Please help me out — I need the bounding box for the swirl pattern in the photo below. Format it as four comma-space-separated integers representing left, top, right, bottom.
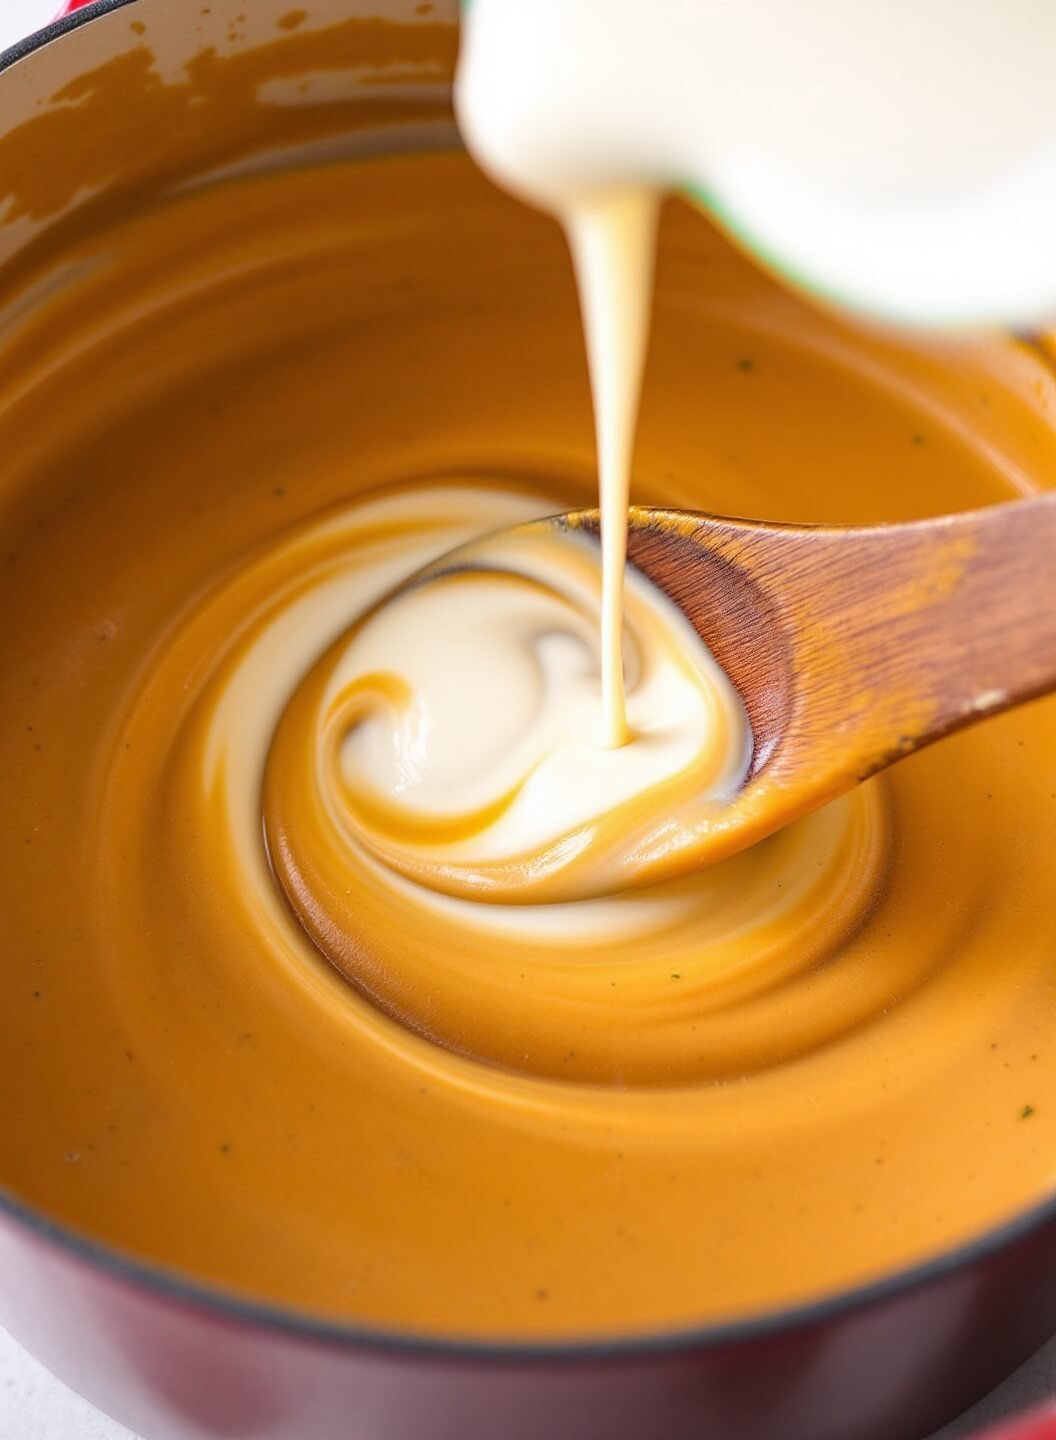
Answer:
100, 477, 891, 1084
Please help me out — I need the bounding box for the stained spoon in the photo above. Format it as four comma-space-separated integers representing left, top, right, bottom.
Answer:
534, 489, 1056, 866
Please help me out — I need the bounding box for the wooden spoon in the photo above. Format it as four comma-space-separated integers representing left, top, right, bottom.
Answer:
552, 490, 1056, 865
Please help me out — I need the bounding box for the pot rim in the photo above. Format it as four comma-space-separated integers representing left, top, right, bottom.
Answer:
1, 0, 1055, 1368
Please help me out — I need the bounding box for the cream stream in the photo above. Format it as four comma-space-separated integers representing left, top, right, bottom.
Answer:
455, 19, 691, 763
565, 188, 660, 748
331, 164, 746, 871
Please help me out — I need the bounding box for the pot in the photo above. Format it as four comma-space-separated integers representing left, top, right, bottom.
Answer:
0, 4, 1055, 1438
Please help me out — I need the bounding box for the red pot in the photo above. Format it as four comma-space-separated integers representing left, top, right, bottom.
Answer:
1, 3, 1055, 1438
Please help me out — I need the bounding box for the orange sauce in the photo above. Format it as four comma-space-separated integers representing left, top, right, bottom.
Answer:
0, 18, 1055, 1341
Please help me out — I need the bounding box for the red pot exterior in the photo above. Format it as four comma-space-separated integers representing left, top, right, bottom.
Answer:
1, 4, 1055, 1439
3, 1184, 1056, 1440
991, 1411, 1056, 1440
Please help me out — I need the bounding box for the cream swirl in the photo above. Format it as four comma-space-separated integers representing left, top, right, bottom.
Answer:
266, 519, 751, 905
103, 473, 890, 1086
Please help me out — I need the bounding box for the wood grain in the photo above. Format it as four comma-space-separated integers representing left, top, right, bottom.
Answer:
566, 491, 1056, 861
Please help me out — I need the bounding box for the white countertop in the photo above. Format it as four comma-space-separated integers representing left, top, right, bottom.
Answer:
0, 0, 63, 53
1, 1324, 135, 1439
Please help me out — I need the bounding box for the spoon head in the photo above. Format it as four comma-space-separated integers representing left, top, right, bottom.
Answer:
319, 507, 819, 903
561, 506, 795, 778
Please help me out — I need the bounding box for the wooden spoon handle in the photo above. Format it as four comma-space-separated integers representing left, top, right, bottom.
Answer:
765, 490, 1056, 787
594, 492, 1054, 822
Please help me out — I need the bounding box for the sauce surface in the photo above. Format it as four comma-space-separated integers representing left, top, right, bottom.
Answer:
2, 90, 1056, 1335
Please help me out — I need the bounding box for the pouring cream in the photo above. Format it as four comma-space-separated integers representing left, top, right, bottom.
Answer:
287, 79, 753, 891
455, 0, 1056, 779
456, 0, 1056, 327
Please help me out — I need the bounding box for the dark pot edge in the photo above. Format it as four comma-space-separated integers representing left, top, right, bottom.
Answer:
0, 0, 141, 70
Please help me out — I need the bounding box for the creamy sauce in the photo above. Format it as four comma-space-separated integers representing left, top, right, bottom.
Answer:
309, 518, 749, 903
457, 27, 668, 756
331, 177, 694, 849
1, 18, 1056, 1341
